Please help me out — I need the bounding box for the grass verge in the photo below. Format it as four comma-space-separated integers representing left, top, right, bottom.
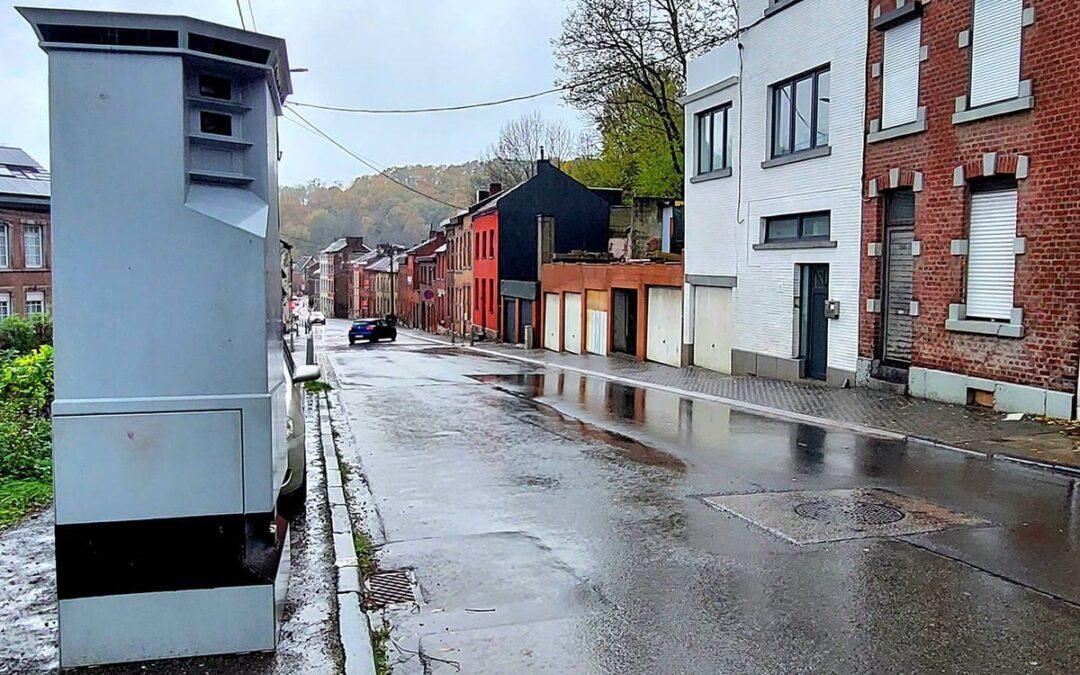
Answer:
304, 380, 332, 394
0, 478, 51, 529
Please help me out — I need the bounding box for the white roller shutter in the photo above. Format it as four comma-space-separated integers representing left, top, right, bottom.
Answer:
970, 0, 1023, 107
966, 190, 1017, 320
881, 18, 921, 128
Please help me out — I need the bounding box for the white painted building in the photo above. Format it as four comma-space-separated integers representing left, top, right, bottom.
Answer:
682, 0, 868, 386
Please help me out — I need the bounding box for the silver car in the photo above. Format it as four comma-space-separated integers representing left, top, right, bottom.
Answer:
280, 344, 321, 515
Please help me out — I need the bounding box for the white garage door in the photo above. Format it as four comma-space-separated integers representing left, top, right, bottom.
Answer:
693, 286, 733, 373
585, 290, 608, 356
646, 286, 682, 367
563, 292, 582, 354
543, 293, 560, 351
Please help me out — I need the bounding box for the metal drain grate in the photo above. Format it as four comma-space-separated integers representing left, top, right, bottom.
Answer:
364, 570, 415, 609
794, 499, 905, 526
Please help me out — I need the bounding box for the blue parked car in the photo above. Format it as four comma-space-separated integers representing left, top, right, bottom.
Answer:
349, 317, 397, 345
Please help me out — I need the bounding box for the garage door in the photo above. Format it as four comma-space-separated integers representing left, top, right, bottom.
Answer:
645, 286, 682, 367
585, 290, 608, 356
563, 292, 582, 354
693, 286, 733, 373
544, 293, 560, 351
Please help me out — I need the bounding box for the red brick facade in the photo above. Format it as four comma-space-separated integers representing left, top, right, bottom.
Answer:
860, 0, 1080, 407
0, 206, 51, 318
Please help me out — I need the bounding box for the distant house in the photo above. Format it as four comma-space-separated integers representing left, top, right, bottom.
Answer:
346, 249, 380, 318
400, 234, 445, 330
317, 236, 370, 318
470, 159, 611, 343
0, 146, 51, 319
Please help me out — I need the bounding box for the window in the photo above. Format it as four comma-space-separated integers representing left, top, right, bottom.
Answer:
970, 0, 1023, 108
0, 224, 8, 268
24, 225, 43, 268
489, 279, 495, 312
771, 66, 830, 158
695, 105, 730, 175
882, 18, 922, 128
199, 110, 233, 136
764, 212, 830, 242
966, 186, 1018, 320
25, 290, 45, 315
198, 74, 232, 101
0, 292, 9, 320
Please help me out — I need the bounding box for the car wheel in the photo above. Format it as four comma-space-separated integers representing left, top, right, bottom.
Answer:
278, 474, 307, 519
391, 334, 397, 342
349, 337, 355, 345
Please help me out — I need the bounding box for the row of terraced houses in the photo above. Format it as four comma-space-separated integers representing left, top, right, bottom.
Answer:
306, 0, 1079, 420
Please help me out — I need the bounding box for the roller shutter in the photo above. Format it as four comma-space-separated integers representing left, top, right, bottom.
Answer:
881, 17, 921, 128
970, 0, 1023, 107
966, 190, 1017, 320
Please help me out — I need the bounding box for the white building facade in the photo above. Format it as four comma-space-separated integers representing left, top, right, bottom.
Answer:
683, 0, 868, 386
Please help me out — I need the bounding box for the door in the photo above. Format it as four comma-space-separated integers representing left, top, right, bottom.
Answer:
882, 190, 915, 364
544, 293, 560, 351
585, 290, 608, 356
693, 286, 733, 373
563, 292, 582, 354
611, 289, 637, 355
801, 265, 830, 381
646, 287, 682, 367
502, 300, 516, 343
519, 300, 533, 347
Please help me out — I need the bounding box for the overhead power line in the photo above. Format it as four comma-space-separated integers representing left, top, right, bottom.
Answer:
247, 0, 258, 31
283, 106, 467, 210
288, 84, 571, 115
234, 0, 246, 30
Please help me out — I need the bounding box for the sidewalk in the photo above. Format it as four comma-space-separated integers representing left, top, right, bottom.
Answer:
411, 330, 1080, 474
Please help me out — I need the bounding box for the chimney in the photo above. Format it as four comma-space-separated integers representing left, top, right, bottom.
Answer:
476, 189, 489, 203
488, 182, 502, 196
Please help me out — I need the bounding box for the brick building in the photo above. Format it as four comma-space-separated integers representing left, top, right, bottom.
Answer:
0, 147, 51, 320
442, 206, 475, 339
317, 236, 370, 318
859, 0, 1079, 417
400, 234, 445, 330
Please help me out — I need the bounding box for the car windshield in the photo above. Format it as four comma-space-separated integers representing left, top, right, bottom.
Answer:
353, 320, 376, 326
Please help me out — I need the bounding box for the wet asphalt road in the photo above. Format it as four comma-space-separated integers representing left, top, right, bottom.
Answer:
321, 320, 1080, 674
0, 394, 342, 675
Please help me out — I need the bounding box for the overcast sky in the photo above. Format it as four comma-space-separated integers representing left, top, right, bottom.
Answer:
1, 0, 587, 186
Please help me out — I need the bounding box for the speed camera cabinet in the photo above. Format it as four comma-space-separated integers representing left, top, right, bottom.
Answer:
20, 8, 294, 668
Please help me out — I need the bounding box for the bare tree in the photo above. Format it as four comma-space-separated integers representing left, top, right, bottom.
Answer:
554, 0, 737, 178
482, 112, 585, 186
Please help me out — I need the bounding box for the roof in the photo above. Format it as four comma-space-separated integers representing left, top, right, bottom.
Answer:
470, 181, 527, 216
18, 7, 293, 105
322, 238, 349, 254
349, 250, 380, 265
0, 146, 50, 203
434, 243, 448, 254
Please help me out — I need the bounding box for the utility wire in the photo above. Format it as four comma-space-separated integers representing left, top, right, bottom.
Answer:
283, 108, 465, 207
234, 0, 246, 30
288, 85, 569, 115
283, 106, 467, 210
247, 0, 258, 31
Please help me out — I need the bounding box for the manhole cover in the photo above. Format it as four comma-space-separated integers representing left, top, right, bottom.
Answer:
364, 570, 415, 609
794, 499, 905, 526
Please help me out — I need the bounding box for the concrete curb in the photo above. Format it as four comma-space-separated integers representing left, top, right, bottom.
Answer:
407, 330, 1080, 479
318, 396, 376, 675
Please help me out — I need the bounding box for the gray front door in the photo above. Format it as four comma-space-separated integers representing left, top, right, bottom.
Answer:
882, 191, 915, 365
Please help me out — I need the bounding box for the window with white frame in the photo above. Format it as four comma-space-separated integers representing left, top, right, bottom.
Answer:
970, 0, 1023, 108
0, 292, 10, 320
966, 186, 1018, 320
881, 17, 922, 128
24, 225, 44, 268
25, 290, 45, 315
0, 224, 9, 268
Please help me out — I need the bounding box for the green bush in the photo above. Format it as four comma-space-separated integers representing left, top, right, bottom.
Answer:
0, 346, 54, 481
0, 314, 52, 354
